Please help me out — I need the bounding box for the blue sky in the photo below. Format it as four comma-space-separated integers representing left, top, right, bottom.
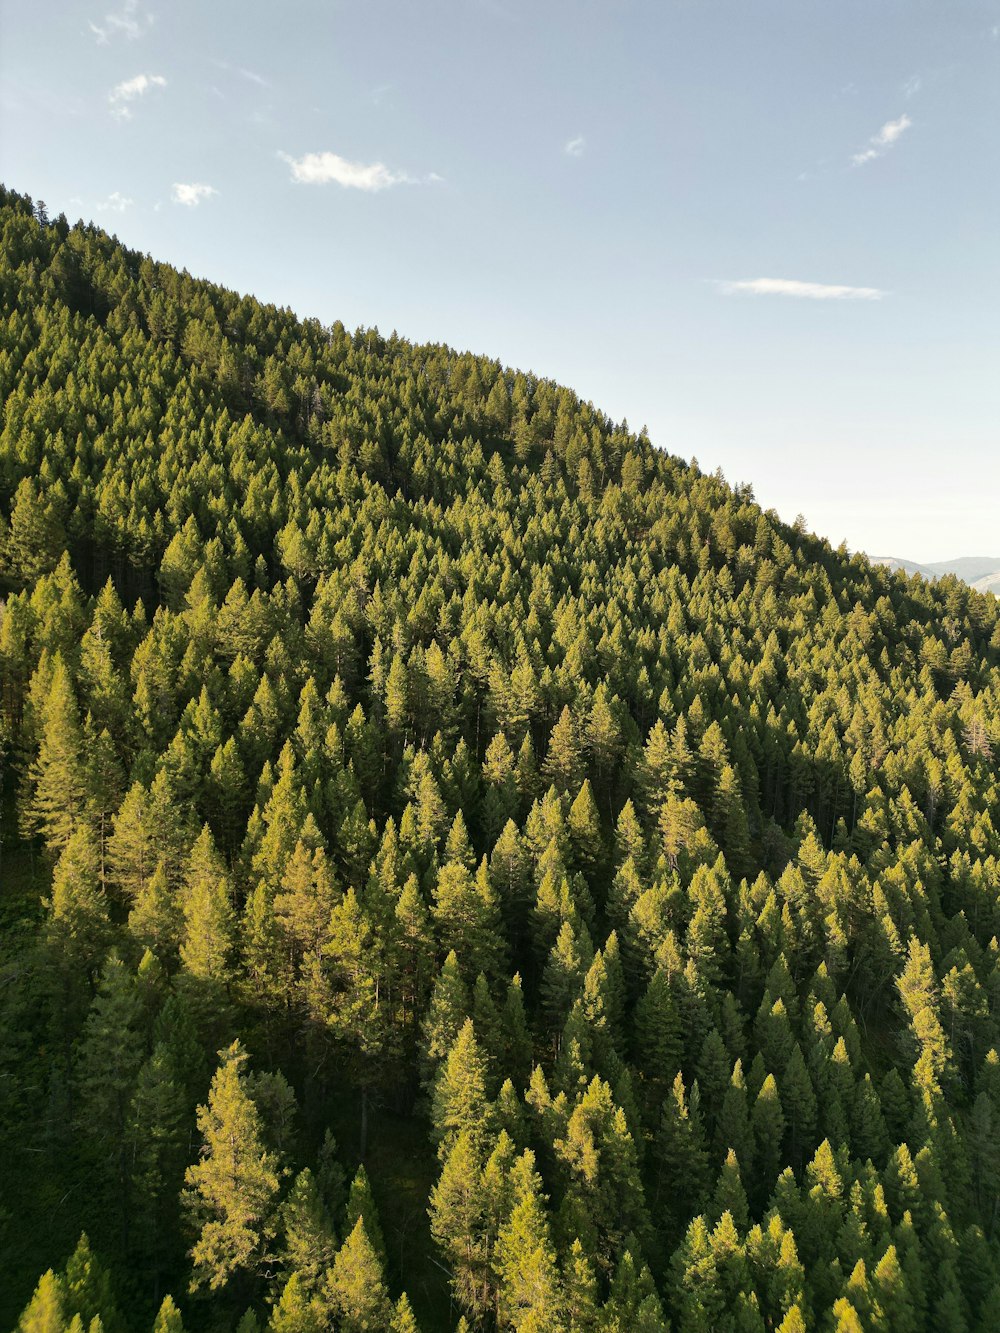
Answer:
2, 0, 998, 561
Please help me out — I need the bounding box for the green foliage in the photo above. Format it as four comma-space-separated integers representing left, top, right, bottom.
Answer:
183, 1042, 284, 1292
4, 185, 1000, 1329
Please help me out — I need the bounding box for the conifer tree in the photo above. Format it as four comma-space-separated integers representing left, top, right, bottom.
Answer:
389, 1293, 421, 1332
494, 1151, 565, 1331
323, 1218, 392, 1333
75, 954, 146, 1235
15, 1269, 67, 1333
21, 652, 86, 852
151, 1295, 185, 1332
268, 1274, 322, 1333
343, 1165, 387, 1262
429, 1129, 489, 1320
278, 1168, 337, 1296
128, 1043, 187, 1279
432, 1018, 492, 1158
183, 1041, 284, 1292
47, 824, 110, 975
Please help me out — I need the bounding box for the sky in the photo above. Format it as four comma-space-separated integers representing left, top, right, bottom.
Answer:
1, 0, 998, 563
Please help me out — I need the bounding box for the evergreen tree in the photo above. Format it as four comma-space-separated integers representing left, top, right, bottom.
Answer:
323, 1218, 392, 1332
21, 653, 86, 852
278, 1168, 337, 1296
494, 1151, 565, 1331
151, 1295, 185, 1332
183, 1041, 284, 1292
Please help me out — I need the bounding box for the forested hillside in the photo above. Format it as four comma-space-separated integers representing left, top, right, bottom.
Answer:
3, 184, 1000, 1332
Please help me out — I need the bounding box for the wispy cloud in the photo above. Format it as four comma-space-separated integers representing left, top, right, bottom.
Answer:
212, 58, 271, 90
564, 135, 586, 158
902, 74, 921, 99
96, 191, 133, 212
717, 277, 885, 301
91, 0, 151, 43
172, 182, 217, 207
238, 66, 270, 89
279, 150, 433, 190
109, 72, 166, 119
852, 113, 911, 166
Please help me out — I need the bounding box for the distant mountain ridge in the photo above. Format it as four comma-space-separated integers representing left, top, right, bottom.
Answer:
869, 554, 1000, 594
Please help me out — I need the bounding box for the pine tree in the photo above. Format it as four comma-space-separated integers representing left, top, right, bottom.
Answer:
564, 1239, 600, 1330
429, 1130, 489, 1320
4, 475, 65, 583
635, 966, 683, 1103
278, 1168, 337, 1295
716, 1059, 754, 1174
323, 1218, 392, 1332
319, 886, 395, 1151
107, 782, 158, 908
568, 780, 604, 878
47, 824, 110, 974
268, 1274, 323, 1333
183, 1041, 284, 1292
128, 859, 183, 959
343, 1165, 387, 1262
75, 954, 145, 1235
128, 1043, 187, 1278
421, 951, 470, 1092
21, 653, 86, 852
389, 1293, 421, 1332
151, 1295, 185, 1332
179, 827, 235, 992
63, 1233, 121, 1331
710, 1149, 749, 1232
433, 859, 506, 982
544, 706, 584, 792
655, 1071, 710, 1243
671, 1214, 727, 1332
782, 1043, 817, 1169
15, 1269, 68, 1333
494, 1151, 565, 1331
431, 1018, 492, 1158
751, 1074, 786, 1200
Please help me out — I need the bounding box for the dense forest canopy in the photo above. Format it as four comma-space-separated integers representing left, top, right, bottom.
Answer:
2, 184, 1000, 1332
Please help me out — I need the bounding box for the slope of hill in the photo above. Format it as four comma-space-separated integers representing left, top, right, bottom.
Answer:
868, 555, 938, 579
930, 557, 1000, 583
3, 185, 1000, 1331
870, 554, 1000, 588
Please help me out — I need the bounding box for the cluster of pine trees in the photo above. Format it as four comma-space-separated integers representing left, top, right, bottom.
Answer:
2, 184, 1000, 1330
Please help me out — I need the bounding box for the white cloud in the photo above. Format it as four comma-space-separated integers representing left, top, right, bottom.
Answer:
172, 182, 217, 207
564, 135, 586, 157
109, 72, 166, 119
91, 0, 151, 43
852, 113, 911, 165
211, 59, 271, 89
902, 74, 921, 99
96, 191, 133, 212
717, 277, 885, 301
280, 150, 414, 190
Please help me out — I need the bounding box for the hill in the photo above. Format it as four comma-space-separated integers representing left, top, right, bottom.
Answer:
3, 185, 1000, 1331
930, 557, 1000, 584
870, 554, 1000, 589
868, 555, 939, 579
